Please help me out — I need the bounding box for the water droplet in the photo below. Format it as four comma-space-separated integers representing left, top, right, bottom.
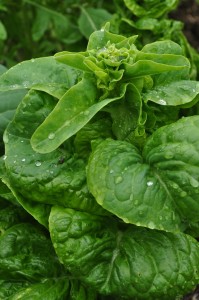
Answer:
158, 99, 167, 105
31, 58, 35, 62
23, 81, 29, 88
189, 177, 199, 188
13, 160, 16, 164
50, 170, 54, 174
12, 84, 20, 89
110, 170, 114, 174
21, 158, 26, 162
3, 155, 7, 160
115, 176, 123, 184
148, 221, 155, 229
172, 183, 178, 189
147, 181, 153, 187
21, 140, 24, 143
35, 161, 41, 167
48, 133, 55, 140
164, 151, 174, 159
100, 28, 105, 32
180, 191, 187, 197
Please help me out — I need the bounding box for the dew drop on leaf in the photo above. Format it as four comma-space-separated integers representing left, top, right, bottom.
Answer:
115, 176, 123, 184
147, 181, 153, 187
180, 191, 187, 197
158, 99, 167, 105
3, 155, 7, 160
148, 221, 155, 229
48, 132, 55, 140
21, 158, 26, 162
164, 152, 174, 159
189, 177, 199, 188
35, 161, 42, 167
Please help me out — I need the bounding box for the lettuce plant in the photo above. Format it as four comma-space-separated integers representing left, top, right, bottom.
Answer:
1, 23, 199, 299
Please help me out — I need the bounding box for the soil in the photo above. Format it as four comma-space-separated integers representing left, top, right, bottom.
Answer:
169, 0, 199, 52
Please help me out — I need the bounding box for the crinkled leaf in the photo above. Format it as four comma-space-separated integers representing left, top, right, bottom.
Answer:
87, 116, 199, 232
87, 23, 129, 51
49, 206, 199, 299
9, 278, 69, 300
78, 7, 112, 39
123, 0, 179, 18
0, 199, 30, 236
0, 57, 79, 98
0, 223, 62, 281
0, 280, 31, 299
74, 117, 113, 159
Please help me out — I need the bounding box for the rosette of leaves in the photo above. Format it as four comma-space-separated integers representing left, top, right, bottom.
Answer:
30, 23, 199, 153
1, 24, 199, 299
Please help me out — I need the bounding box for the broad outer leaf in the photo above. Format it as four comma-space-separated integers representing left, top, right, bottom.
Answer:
87, 116, 199, 232
143, 80, 199, 106
0, 89, 27, 137
0, 57, 79, 99
49, 206, 199, 300
3, 89, 106, 224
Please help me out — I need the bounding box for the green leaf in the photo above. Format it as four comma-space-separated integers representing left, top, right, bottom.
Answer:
87, 23, 128, 51
31, 78, 127, 153
0, 223, 62, 281
52, 13, 82, 44
0, 199, 30, 236
143, 80, 199, 106
87, 116, 199, 232
9, 278, 69, 300
78, 7, 112, 39
32, 8, 51, 41
0, 57, 79, 99
3, 90, 107, 223
49, 206, 199, 299
123, 0, 179, 18
0, 89, 27, 137
0, 21, 7, 40
55, 51, 91, 72
74, 117, 113, 159
0, 280, 31, 299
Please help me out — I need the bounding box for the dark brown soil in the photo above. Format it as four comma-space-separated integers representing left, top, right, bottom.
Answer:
170, 0, 199, 51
